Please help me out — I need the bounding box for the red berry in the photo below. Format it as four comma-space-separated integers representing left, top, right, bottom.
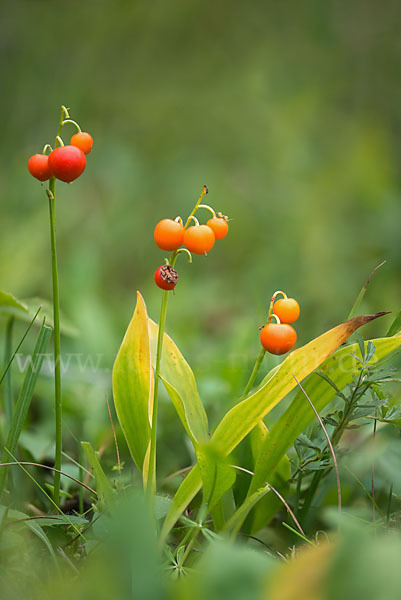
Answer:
70, 132, 93, 154
183, 225, 215, 255
260, 323, 297, 355
154, 265, 178, 290
27, 154, 52, 181
48, 145, 86, 183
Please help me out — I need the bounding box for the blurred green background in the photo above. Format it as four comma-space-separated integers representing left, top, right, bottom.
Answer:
1, 1, 401, 474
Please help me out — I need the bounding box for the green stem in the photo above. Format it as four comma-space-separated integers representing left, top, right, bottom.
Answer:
78, 441, 84, 515
240, 348, 266, 400
48, 177, 62, 506
184, 186, 208, 228
47, 106, 67, 507
146, 289, 170, 499
301, 373, 366, 525
177, 526, 200, 568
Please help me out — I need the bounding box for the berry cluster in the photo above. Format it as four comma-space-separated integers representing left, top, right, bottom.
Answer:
153, 187, 229, 290
260, 292, 300, 355
28, 118, 93, 184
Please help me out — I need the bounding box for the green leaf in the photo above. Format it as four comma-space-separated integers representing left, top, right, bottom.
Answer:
148, 316, 212, 509
386, 310, 401, 337
248, 332, 401, 498
248, 421, 291, 534
0, 291, 78, 337
197, 444, 236, 509
0, 319, 52, 497
148, 319, 209, 445
160, 314, 389, 542
81, 441, 114, 508
112, 292, 154, 482
0, 290, 29, 316
222, 485, 271, 536
23, 297, 79, 337
0, 506, 57, 562
154, 495, 172, 520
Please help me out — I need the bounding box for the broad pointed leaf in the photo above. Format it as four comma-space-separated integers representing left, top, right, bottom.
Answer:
148, 319, 209, 445
112, 292, 154, 476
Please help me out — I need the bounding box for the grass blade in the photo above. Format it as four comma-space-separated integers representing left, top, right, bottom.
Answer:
0, 318, 51, 497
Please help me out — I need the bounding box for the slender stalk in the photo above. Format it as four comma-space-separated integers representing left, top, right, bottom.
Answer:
371, 416, 377, 525
184, 185, 208, 228
240, 348, 266, 400
46, 106, 67, 507
47, 178, 62, 506
294, 375, 341, 513
78, 442, 84, 514
146, 289, 169, 498
177, 526, 200, 568
146, 186, 208, 501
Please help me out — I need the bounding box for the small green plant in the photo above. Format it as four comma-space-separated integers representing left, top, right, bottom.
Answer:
27, 106, 94, 505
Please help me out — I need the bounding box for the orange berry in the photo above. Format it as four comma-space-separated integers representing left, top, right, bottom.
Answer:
154, 219, 185, 251
260, 323, 297, 355
183, 225, 215, 255
70, 132, 93, 154
273, 298, 300, 324
206, 217, 229, 240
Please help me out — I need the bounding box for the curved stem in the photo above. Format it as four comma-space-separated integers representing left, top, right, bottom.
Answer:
61, 119, 81, 133
173, 248, 192, 263
42, 144, 53, 155
0, 461, 96, 495
197, 204, 216, 218
186, 215, 199, 227
267, 291, 286, 322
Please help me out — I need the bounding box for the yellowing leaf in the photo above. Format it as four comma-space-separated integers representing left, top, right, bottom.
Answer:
211, 314, 388, 454
248, 331, 401, 497
112, 292, 154, 481
160, 313, 388, 542
148, 319, 209, 445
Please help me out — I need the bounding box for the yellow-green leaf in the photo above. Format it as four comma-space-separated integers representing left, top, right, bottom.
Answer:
148, 319, 209, 445
211, 314, 387, 454
81, 441, 114, 508
112, 292, 154, 478
248, 422, 291, 534
197, 444, 236, 509
0, 290, 28, 314
248, 332, 401, 497
160, 313, 388, 542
